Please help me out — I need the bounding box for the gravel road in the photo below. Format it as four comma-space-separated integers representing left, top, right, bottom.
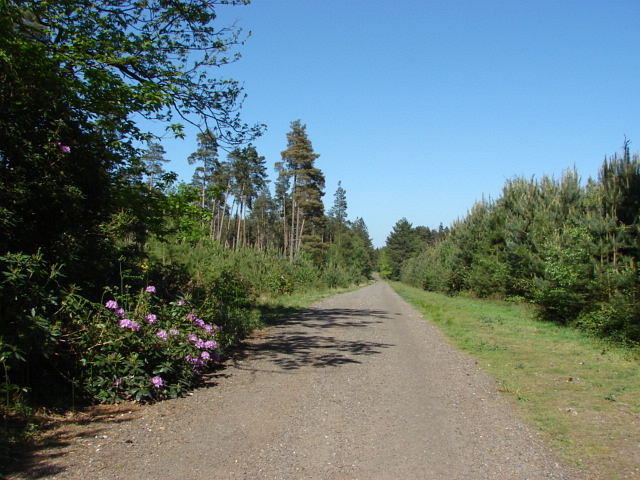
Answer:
11, 279, 582, 479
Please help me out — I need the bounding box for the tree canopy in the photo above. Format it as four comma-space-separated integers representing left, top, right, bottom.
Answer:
4, 0, 262, 148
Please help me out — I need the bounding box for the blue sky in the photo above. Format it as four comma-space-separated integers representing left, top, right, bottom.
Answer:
150, 0, 640, 248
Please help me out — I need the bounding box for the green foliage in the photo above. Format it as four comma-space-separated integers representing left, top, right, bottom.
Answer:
0, 13, 120, 290
0, 252, 64, 400
396, 147, 640, 344
530, 227, 593, 322
384, 218, 422, 279
400, 236, 463, 293
65, 287, 223, 403
328, 181, 348, 226
377, 248, 393, 279
7, 0, 260, 146
464, 254, 510, 298
326, 230, 372, 281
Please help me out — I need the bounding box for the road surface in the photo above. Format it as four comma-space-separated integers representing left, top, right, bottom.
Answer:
12, 279, 579, 479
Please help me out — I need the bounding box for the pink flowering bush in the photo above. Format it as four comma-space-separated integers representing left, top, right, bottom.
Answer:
76, 286, 223, 402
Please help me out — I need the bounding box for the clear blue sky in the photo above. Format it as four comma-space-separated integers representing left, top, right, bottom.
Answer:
150, 0, 640, 248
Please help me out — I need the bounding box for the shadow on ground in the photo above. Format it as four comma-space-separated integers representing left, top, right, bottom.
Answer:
1, 405, 141, 479
232, 307, 395, 371
3, 305, 390, 477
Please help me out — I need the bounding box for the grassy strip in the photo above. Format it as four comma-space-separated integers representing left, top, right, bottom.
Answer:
390, 281, 640, 480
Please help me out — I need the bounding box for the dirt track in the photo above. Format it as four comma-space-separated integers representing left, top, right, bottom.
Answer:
10, 279, 581, 479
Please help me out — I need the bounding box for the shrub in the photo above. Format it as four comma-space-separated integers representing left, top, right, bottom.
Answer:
463, 255, 509, 298
0, 252, 65, 403
66, 286, 223, 403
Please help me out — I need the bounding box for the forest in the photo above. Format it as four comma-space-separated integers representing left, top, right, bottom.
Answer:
0, 0, 374, 412
381, 142, 640, 345
3, 0, 639, 428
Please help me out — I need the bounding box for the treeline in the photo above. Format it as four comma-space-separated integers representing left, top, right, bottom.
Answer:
152, 120, 373, 268
0, 0, 374, 411
383, 143, 640, 344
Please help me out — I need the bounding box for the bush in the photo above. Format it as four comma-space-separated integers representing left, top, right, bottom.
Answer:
66, 286, 223, 403
463, 255, 509, 298
0, 252, 65, 403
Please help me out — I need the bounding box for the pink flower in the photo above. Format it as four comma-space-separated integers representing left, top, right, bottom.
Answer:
177, 300, 186, 306
119, 319, 140, 331
169, 329, 179, 335
145, 286, 156, 294
200, 351, 210, 361
185, 354, 204, 366
151, 376, 163, 388
105, 300, 118, 309
156, 330, 168, 341
145, 313, 157, 324
56, 142, 71, 153
204, 340, 218, 350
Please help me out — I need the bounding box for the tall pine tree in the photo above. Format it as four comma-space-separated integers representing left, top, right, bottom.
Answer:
280, 120, 325, 258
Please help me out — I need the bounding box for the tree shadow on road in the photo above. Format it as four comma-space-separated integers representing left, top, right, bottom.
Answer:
5, 307, 390, 477
232, 307, 395, 371
1, 404, 141, 479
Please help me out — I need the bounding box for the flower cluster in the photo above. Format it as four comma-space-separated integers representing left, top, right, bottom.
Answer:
151, 376, 164, 388
119, 318, 141, 331
97, 285, 222, 402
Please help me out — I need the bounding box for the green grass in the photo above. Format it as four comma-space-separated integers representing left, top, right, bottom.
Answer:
390, 281, 640, 480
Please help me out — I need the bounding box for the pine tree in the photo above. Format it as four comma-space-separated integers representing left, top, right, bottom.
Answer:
141, 141, 169, 190
187, 130, 221, 236
280, 120, 325, 258
385, 218, 421, 279
188, 130, 219, 209
274, 161, 292, 253
328, 181, 348, 225
227, 145, 267, 248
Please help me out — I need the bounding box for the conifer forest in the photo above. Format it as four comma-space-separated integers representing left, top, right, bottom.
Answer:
1, 0, 639, 422
382, 142, 640, 345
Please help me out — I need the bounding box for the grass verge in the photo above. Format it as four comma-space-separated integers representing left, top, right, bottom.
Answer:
390, 281, 640, 480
